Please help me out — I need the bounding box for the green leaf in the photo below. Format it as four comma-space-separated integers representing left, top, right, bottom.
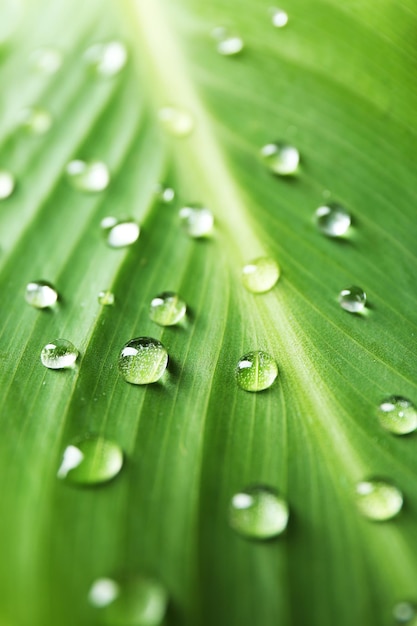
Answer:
1, 0, 417, 625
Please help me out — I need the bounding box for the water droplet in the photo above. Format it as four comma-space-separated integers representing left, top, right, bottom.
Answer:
101, 217, 140, 248
118, 337, 168, 385
229, 486, 289, 540
41, 338, 79, 369
25, 280, 58, 309
84, 40, 128, 77
355, 479, 403, 521
158, 106, 194, 138
179, 205, 214, 238
236, 351, 278, 392
0, 170, 15, 199
89, 576, 167, 625
338, 286, 366, 313
315, 204, 351, 237
98, 290, 115, 306
393, 602, 417, 624
57, 436, 123, 485
154, 184, 175, 203
260, 142, 299, 175
270, 8, 289, 27
30, 47, 62, 74
212, 28, 244, 56
19, 107, 52, 135
66, 160, 110, 192
242, 257, 280, 293
150, 292, 186, 326
378, 396, 417, 435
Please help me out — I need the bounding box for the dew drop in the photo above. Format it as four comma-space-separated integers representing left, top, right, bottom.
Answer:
66, 160, 110, 192
101, 217, 140, 248
261, 142, 299, 175
57, 436, 123, 485
118, 337, 168, 385
150, 292, 186, 326
338, 286, 366, 313
236, 350, 278, 392
25, 280, 58, 309
41, 338, 79, 369
158, 106, 194, 137
378, 396, 417, 435
270, 7, 289, 27
315, 203, 351, 237
89, 576, 167, 626
98, 290, 115, 306
19, 107, 53, 135
212, 28, 244, 56
179, 205, 214, 238
355, 479, 403, 521
229, 486, 289, 540
0, 170, 15, 199
30, 47, 62, 74
393, 602, 417, 624
84, 40, 128, 77
242, 257, 280, 293
154, 184, 175, 204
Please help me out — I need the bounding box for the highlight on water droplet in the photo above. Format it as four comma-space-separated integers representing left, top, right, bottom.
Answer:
19, 107, 53, 135
25, 280, 58, 309
84, 40, 128, 77
260, 142, 299, 175
100, 217, 140, 248
30, 47, 63, 74
270, 7, 289, 27
242, 257, 280, 293
154, 183, 175, 204
393, 602, 417, 624
0, 170, 15, 200
338, 286, 366, 313
66, 159, 110, 192
355, 479, 403, 521
118, 337, 168, 385
315, 203, 351, 237
179, 204, 214, 238
89, 575, 168, 625
150, 292, 186, 326
212, 27, 244, 56
57, 436, 123, 485
236, 350, 278, 392
98, 290, 115, 306
158, 106, 194, 137
378, 396, 417, 435
229, 485, 289, 540
41, 338, 79, 369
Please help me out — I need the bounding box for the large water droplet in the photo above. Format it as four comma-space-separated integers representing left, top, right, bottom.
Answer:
229, 486, 289, 540
25, 280, 58, 309
158, 106, 194, 137
154, 184, 175, 204
41, 339, 79, 369
179, 205, 214, 238
0, 170, 15, 199
212, 27, 244, 56
30, 47, 63, 74
119, 337, 168, 385
261, 142, 299, 175
19, 107, 53, 135
66, 160, 110, 192
89, 576, 167, 626
338, 286, 366, 313
98, 290, 115, 306
355, 479, 403, 521
84, 40, 128, 76
236, 351, 278, 392
393, 602, 417, 624
242, 257, 280, 293
101, 217, 140, 248
150, 292, 186, 326
271, 7, 289, 27
57, 436, 123, 485
315, 203, 351, 237
378, 396, 417, 435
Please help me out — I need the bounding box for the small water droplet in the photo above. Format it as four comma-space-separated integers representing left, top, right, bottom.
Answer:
41, 338, 79, 369
150, 292, 186, 326
66, 160, 109, 192
355, 479, 403, 521
261, 142, 299, 175
101, 217, 140, 248
0, 170, 15, 199
30, 47, 63, 74
270, 7, 289, 27
378, 396, 417, 435
57, 436, 123, 485
154, 184, 175, 203
19, 107, 53, 135
242, 257, 280, 293
229, 486, 289, 539
84, 40, 128, 77
338, 286, 366, 313
158, 106, 194, 137
212, 27, 244, 56
315, 203, 351, 237
25, 280, 58, 309
89, 576, 167, 625
393, 602, 417, 624
179, 205, 214, 238
98, 290, 115, 306
236, 350, 278, 392
118, 337, 168, 385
